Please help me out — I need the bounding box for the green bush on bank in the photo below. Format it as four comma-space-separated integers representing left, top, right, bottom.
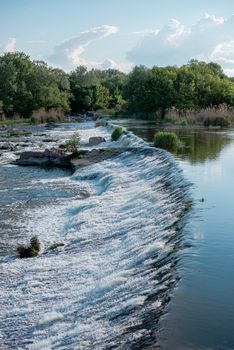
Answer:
203, 116, 230, 128
111, 127, 123, 141
154, 131, 182, 150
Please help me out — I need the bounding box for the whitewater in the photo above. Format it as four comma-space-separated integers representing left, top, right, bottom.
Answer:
0, 120, 188, 349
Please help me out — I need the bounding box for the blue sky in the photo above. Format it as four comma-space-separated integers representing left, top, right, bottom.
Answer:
1, 0, 234, 74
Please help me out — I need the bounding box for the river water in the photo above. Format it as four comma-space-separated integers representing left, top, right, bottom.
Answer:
0, 121, 188, 349
113, 118, 234, 350
0, 119, 233, 349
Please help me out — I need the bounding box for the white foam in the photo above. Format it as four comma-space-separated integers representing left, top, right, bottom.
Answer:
0, 120, 186, 349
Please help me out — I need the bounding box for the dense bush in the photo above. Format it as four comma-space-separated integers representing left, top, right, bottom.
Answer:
204, 116, 230, 128
111, 127, 123, 141
17, 236, 40, 258
154, 131, 182, 150
64, 132, 80, 153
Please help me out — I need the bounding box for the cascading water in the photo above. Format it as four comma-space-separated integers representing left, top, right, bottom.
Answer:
0, 121, 189, 349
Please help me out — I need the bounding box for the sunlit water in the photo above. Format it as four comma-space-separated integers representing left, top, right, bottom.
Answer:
0, 121, 188, 349
113, 118, 234, 350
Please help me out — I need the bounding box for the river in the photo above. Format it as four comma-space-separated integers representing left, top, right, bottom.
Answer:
113, 118, 234, 350
0, 119, 233, 349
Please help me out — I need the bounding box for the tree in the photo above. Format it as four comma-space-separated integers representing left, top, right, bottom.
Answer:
0, 53, 70, 118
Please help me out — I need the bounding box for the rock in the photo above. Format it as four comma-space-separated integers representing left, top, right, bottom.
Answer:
13, 148, 71, 169
13, 147, 129, 171
44, 122, 59, 129
0, 142, 18, 151
88, 136, 106, 146
86, 111, 94, 118
71, 148, 126, 170
43, 138, 58, 143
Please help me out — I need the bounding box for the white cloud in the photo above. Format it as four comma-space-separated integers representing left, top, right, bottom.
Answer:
133, 29, 159, 36
99, 58, 121, 70
47, 25, 118, 69
211, 40, 234, 65
127, 14, 234, 75
25, 40, 46, 44
224, 68, 234, 77
3, 38, 16, 52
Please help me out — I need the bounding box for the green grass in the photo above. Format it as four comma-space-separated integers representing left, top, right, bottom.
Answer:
154, 131, 182, 151
0, 118, 31, 127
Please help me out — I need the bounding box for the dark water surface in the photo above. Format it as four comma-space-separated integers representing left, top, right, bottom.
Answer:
113, 118, 234, 350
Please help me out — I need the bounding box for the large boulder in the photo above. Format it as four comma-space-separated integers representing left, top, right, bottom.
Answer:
88, 136, 106, 146
13, 148, 71, 168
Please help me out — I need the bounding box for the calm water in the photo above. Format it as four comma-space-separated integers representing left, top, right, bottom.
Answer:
113, 118, 234, 350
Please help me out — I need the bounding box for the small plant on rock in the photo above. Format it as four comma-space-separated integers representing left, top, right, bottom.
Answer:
17, 235, 41, 258
64, 132, 80, 154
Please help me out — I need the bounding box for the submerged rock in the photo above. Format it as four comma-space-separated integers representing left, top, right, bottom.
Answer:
44, 122, 60, 129
88, 136, 106, 146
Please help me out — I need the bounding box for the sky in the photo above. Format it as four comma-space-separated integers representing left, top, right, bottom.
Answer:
1, 0, 234, 75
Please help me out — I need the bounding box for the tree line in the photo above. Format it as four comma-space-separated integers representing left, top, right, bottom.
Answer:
1, 52, 234, 119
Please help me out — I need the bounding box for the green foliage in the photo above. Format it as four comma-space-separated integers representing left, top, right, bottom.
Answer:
0, 100, 3, 114
64, 132, 80, 153
69, 67, 126, 113
122, 61, 234, 119
1, 51, 234, 122
154, 131, 182, 150
0, 53, 70, 118
17, 235, 40, 258
111, 127, 123, 141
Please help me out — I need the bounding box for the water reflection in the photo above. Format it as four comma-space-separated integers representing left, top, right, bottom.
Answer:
112, 119, 231, 164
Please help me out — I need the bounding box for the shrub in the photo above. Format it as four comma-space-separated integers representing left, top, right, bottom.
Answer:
64, 132, 80, 153
17, 235, 40, 258
154, 131, 182, 150
204, 116, 230, 128
111, 127, 123, 141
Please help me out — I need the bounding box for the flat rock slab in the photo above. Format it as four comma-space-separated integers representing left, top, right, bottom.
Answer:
12, 148, 129, 171
71, 148, 126, 170
13, 148, 71, 168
